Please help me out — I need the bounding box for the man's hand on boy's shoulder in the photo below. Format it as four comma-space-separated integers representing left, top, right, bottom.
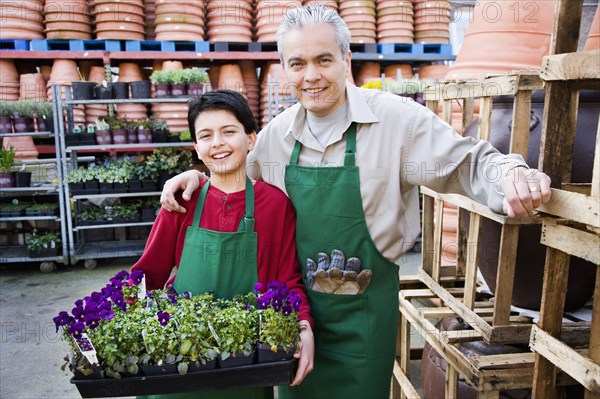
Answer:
161, 170, 207, 213
501, 167, 552, 218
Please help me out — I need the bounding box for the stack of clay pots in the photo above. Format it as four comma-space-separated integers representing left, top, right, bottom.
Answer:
218, 64, 245, 95
303, 0, 338, 11
376, 0, 414, 44
355, 61, 380, 87
154, 0, 204, 41
115, 63, 148, 122
144, 0, 156, 40
20, 73, 47, 102
85, 66, 108, 126
43, 0, 92, 39
46, 59, 86, 128
0, 60, 20, 102
413, 0, 451, 44
239, 60, 260, 125
259, 63, 294, 128
92, 0, 145, 40
206, 0, 253, 43
0, 0, 44, 39
384, 64, 413, 80
150, 61, 187, 133
417, 63, 449, 82
255, 0, 301, 42
339, 0, 376, 44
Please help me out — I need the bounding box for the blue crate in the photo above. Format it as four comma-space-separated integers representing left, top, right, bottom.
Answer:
377, 43, 452, 55
30, 39, 123, 51
125, 40, 209, 52
422, 43, 453, 55
0, 39, 30, 51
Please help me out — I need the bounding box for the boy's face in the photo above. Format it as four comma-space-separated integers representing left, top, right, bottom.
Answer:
281, 23, 351, 117
193, 110, 256, 180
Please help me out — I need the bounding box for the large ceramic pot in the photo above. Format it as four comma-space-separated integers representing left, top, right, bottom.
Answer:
463, 91, 599, 311
584, 6, 600, 51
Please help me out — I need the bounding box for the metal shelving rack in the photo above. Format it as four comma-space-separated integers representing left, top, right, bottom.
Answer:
0, 121, 69, 271
54, 84, 193, 268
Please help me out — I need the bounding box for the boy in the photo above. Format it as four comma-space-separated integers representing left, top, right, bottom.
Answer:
131, 90, 313, 397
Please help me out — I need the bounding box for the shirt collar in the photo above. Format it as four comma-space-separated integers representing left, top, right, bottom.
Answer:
285, 82, 379, 141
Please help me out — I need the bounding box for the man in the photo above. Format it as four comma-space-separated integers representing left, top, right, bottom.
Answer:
161, 5, 551, 398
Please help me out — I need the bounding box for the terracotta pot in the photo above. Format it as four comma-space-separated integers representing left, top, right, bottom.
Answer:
584, 6, 600, 51
417, 63, 449, 81
446, 0, 557, 79
355, 62, 381, 86
384, 64, 413, 79
161, 61, 183, 71
217, 64, 245, 94
463, 92, 599, 311
88, 66, 106, 84
118, 63, 144, 82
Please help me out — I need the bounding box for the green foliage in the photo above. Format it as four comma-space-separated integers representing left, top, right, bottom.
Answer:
33, 102, 53, 118
27, 229, 61, 251
12, 101, 35, 118
0, 102, 14, 117
147, 147, 192, 174
212, 295, 258, 359
112, 203, 140, 220
148, 118, 168, 132
132, 160, 159, 181
96, 157, 134, 184
66, 165, 97, 183
0, 145, 15, 172
178, 129, 191, 142
77, 205, 106, 222
185, 68, 208, 84
96, 118, 110, 131
149, 70, 172, 85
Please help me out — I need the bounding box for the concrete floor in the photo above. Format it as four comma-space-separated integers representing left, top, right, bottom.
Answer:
0, 251, 423, 399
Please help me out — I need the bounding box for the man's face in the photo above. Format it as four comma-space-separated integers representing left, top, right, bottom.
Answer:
281, 23, 351, 117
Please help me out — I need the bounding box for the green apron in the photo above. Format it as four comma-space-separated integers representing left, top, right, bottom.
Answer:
141, 178, 272, 399
280, 124, 399, 399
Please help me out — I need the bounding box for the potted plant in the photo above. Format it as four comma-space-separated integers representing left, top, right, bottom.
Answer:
254, 282, 301, 363
25, 202, 59, 216
77, 205, 108, 226
211, 295, 258, 368
124, 119, 138, 144
67, 165, 98, 195
33, 102, 54, 134
186, 68, 207, 96
130, 161, 158, 192
149, 119, 169, 143
0, 145, 15, 188
170, 70, 188, 97
13, 163, 32, 187
111, 81, 129, 100
96, 158, 131, 193
149, 70, 171, 98
140, 198, 159, 221
0, 102, 13, 133
65, 123, 83, 147
95, 118, 112, 145
105, 116, 127, 145
71, 77, 96, 101
79, 124, 97, 145
12, 101, 35, 133
112, 203, 141, 224
136, 119, 152, 144
27, 229, 61, 258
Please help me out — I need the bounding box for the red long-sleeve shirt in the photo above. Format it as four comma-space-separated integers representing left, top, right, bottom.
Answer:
131, 180, 312, 326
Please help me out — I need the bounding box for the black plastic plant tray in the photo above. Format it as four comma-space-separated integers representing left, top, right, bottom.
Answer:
71, 359, 296, 398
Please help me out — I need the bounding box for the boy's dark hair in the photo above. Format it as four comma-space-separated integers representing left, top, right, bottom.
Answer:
187, 90, 257, 143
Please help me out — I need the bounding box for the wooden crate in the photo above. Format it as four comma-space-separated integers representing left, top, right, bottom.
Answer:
417, 71, 545, 345
393, 286, 585, 399
392, 71, 549, 399
527, 2, 600, 395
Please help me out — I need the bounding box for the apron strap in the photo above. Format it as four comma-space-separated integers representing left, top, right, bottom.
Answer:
191, 177, 255, 233
289, 123, 357, 167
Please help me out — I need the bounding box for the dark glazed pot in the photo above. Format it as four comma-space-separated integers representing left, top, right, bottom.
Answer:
463, 91, 599, 311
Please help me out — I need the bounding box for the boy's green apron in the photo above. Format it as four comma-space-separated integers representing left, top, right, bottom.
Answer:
140, 178, 273, 399
281, 123, 399, 399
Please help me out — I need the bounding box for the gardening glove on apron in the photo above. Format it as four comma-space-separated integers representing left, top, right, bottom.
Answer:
306, 249, 372, 295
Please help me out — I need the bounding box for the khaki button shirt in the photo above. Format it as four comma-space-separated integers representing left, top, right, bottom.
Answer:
248, 82, 526, 262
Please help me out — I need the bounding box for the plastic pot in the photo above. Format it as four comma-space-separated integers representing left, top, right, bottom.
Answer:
111, 82, 129, 99
129, 81, 151, 99
71, 81, 96, 100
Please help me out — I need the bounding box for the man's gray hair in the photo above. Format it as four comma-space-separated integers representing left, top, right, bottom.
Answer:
277, 4, 351, 64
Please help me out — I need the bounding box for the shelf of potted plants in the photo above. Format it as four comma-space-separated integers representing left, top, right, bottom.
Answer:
56, 82, 195, 268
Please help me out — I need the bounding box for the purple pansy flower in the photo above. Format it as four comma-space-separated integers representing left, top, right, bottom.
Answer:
157, 311, 170, 326
129, 269, 144, 285
99, 308, 114, 321
52, 311, 73, 332
84, 312, 101, 329
67, 321, 85, 338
